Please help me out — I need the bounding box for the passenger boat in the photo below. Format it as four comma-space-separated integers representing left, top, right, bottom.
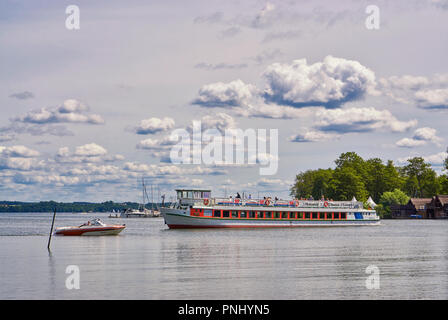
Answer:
54, 218, 126, 236
160, 189, 380, 229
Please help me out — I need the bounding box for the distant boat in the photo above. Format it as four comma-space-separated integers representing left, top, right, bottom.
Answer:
55, 218, 125, 236
120, 178, 160, 218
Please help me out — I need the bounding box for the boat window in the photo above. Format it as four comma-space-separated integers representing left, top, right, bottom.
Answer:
341, 212, 346, 219
274, 211, 280, 219
187, 191, 193, 198
312, 212, 318, 219
256, 211, 264, 219
289, 212, 296, 219
305, 212, 311, 219
203, 192, 211, 198
231, 211, 238, 218
222, 210, 230, 218
249, 211, 256, 218
213, 210, 221, 217
182, 191, 188, 198
334, 212, 340, 219
240, 211, 247, 218
298, 212, 304, 219
281, 212, 288, 219
194, 191, 201, 199
265, 211, 272, 219
177, 191, 182, 199
204, 209, 212, 217
325, 213, 331, 220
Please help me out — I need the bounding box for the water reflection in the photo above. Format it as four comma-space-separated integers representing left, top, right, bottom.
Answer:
0, 213, 447, 299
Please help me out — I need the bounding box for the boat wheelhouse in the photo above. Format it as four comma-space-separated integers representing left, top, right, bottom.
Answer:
160, 189, 380, 229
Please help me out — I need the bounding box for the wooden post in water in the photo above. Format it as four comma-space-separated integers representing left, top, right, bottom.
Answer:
47, 208, 57, 250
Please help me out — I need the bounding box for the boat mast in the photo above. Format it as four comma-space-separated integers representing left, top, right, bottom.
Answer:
141, 177, 146, 211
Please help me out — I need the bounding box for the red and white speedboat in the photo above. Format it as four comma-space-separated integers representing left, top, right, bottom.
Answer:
55, 219, 125, 236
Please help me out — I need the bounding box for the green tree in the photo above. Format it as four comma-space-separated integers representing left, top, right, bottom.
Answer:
365, 158, 386, 203
290, 169, 333, 199
402, 157, 439, 197
328, 166, 368, 201
383, 160, 403, 191
376, 189, 409, 218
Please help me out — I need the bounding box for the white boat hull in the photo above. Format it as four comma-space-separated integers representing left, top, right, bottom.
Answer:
161, 209, 380, 229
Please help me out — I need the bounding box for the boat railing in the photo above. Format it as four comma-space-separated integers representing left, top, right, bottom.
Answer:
194, 197, 364, 209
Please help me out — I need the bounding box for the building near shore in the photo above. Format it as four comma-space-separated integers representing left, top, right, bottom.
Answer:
391, 195, 448, 219
427, 195, 448, 219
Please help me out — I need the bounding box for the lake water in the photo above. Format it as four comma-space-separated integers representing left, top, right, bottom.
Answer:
0, 212, 447, 300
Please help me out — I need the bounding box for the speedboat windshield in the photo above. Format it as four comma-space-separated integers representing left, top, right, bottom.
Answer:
80, 219, 106, 227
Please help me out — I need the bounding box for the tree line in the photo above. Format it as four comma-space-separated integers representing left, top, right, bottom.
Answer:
290, 150, 448, 218
0, 201, 157, 213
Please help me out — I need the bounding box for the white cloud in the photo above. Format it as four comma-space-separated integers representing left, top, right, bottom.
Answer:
379, 74, 448, 109
0, 145, 40, 158
135, 117, 175, 134
263, 56, 377, 107
289, 130, 341, 143
192, 79, 258, 107
74, 143, 107, 157
415, 88, 448, 109
14, 99, 104, 125
396, 127, 443, 148
314, 107, 417, 133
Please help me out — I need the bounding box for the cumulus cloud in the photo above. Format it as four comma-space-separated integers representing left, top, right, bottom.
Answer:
74, 143, 107, 157
54, 143, 121, 165
135, 117, 175, 135
396, 127, 443, 148
314, 107, 417, 133
193, 113, 236, 133
378, 74, 448, 109
0, 145, 43, 171
0, 158, 46, 171
262, 56, 377, 108
13, 99, 104, 125
0, 145, 40, 158
192, 79, 258, 108
192, 56, 378, 117
288, 130, 341, 143
414, 89, 448, 109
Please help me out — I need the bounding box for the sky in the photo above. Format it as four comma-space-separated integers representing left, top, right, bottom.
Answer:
0, 0, 447, 202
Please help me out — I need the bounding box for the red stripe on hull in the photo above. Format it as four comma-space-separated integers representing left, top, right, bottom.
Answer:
167, 224, 330, 229
55, 226, 125, 236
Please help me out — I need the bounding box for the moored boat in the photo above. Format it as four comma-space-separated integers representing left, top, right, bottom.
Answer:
54, 218, 125, 236
160, 189, 380, 229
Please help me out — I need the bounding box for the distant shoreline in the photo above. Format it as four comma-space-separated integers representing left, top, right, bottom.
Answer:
0, 201, 160, 213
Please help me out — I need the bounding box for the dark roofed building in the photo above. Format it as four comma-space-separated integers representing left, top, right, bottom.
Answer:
427, 195, 448, 219
391, 198, 432, 219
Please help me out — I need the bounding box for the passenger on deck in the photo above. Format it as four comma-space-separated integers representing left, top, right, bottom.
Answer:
236, 192, 241, 199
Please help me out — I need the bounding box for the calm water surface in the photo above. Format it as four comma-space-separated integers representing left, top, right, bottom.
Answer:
0, 212, 447, 299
